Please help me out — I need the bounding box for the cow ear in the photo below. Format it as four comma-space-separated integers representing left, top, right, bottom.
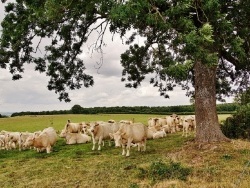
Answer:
67, 119, 71, 123
95, 123, 99, 127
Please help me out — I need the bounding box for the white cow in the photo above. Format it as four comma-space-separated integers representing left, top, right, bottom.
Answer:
24, 127, 57, 153
166, 114, 181, 133
64, 120, 85, 133
18, 132, 34, 151
81, 123, 90, 135
5, 131, 20, 150
60, 132, 91, 145
153, 129, 167, 139
182, 116, 196, 137
82, 121, 105, 135
189, 115, 196, 130
89, 122, 114, 150
110, 122, 147, 157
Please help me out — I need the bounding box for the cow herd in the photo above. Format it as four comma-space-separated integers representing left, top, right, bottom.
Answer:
0, 114, 196, 157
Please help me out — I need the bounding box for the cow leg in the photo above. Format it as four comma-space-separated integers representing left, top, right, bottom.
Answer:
170, 126, 174, 133
142, 139, 146, 151
182, 127, 185, 137
176, 125, 180, 132
19, 141, 22, 151
186, 125, 189, 137
173, 126, 176, 133
92, 137, 96, 150
137, 143, 141, 151
122, 144, 126, 156
37, 148, 43, 152
46, 145, 51, 153
10, 141, 15, 149
98, 137, 103, 150
126, 139, 133, 157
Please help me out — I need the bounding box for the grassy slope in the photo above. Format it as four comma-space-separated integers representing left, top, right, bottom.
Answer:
0, 114, 250, 188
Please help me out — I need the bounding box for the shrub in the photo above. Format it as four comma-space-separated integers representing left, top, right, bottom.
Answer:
137, 160, 192, 183
221, 104, 250, 139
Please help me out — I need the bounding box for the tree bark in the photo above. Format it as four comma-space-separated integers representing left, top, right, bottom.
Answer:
194, 61, 230, 143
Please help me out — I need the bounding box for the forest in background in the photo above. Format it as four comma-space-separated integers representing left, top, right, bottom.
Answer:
7, 103, 237, 117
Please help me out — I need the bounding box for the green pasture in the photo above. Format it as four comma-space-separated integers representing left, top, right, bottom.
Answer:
0, 114, 231, 132
1, 114, 249, 188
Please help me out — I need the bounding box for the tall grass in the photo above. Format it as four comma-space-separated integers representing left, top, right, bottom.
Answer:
1, 114, 249, 188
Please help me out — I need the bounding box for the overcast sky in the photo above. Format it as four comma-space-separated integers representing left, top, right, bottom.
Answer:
0, 3, 232, 113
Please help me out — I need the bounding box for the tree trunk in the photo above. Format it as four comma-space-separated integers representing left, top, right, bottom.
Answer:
194, 61, 230, 143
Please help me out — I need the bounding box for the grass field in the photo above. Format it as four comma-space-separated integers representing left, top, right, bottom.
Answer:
0, 113, 231, 132
1, 114, 250, 188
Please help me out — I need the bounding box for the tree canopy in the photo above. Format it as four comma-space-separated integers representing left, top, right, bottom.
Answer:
1, 0, 249, 102
1, 0, 250, 142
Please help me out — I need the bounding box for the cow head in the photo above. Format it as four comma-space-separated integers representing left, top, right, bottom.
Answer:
89, 122, 99, 135
59, 129, 66, 138
184, 119, 194, 128
23, 136, 34, 147
82, 123, 90, 134
110, 132, 123, 147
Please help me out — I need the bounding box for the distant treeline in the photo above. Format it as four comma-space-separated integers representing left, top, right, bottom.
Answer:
0, 114, 8, 118
8, 103, 237, 117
